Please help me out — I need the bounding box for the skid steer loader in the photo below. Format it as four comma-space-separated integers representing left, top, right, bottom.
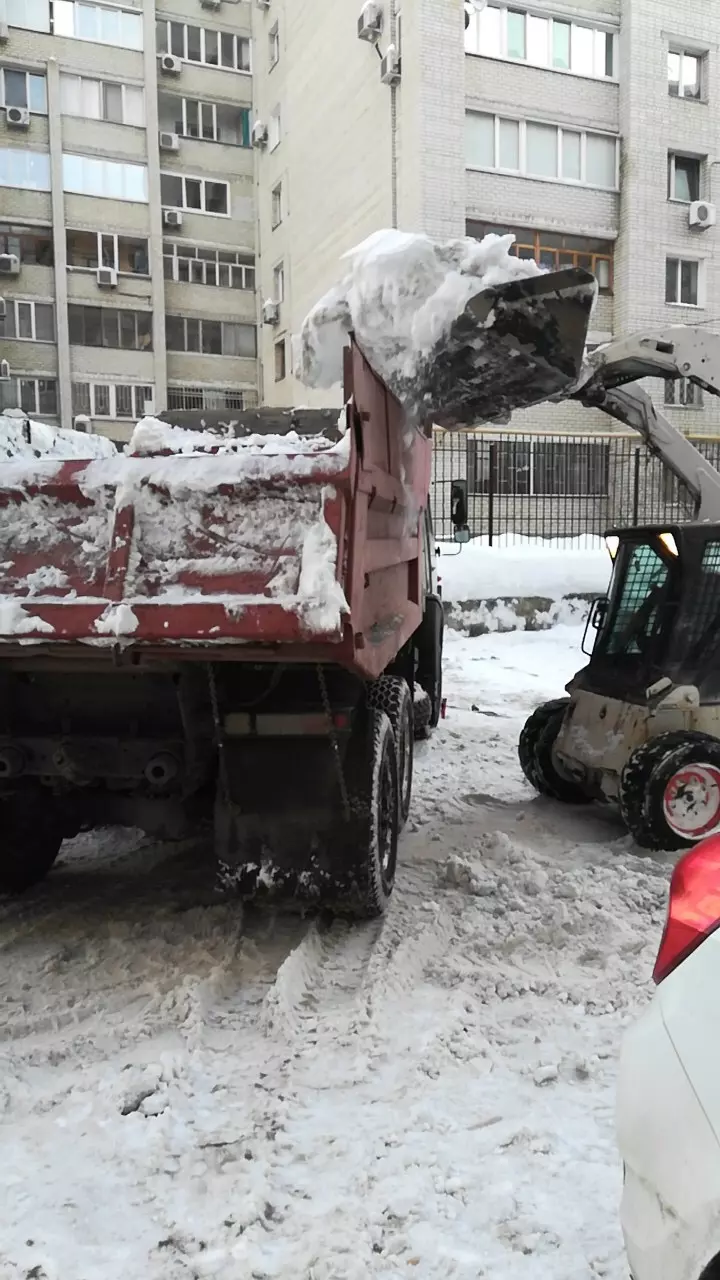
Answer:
517, 328, 720, 852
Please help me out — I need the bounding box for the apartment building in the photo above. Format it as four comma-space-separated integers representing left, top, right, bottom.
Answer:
0, 0, 257, 442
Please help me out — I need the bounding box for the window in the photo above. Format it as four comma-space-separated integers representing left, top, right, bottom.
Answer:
52, 1, 143, 49
62, 153, 148, 202
269, 106, 281, 150
155, 21, 251, 72
273, 261, 285, 302
167, 385, 254, 411
269, 23, 280, 67
274, 338, 286, 382
166, 315, 257, 357
163, 241, 254, 290
467, 222, 614, 294
3, 299, 55, 342
160, 172, 229, 215
157, 93, 250, 146
6, 0, 51, 34
66, 230, 149, 274
0, 68, 47, 113
467, 436, 610, 497
68, 305, 153, 350
0, 148, 51, 192
271, 183, 283, 229
466, 6, 615, 80
668, 50, 703, 100
0, 223, 53, 264
665, 378, 703, 409
466, 112, 618, 190
60, 74, 144, 127
665, 257, 700, 306
72, 382, 153, 418
17, 377, 58, 416
668, 153, 701, 203
604, 543, 670, 658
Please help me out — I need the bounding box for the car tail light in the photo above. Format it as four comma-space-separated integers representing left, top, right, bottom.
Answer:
654, 835, 720, 984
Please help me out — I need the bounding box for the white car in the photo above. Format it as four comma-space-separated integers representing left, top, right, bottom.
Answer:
617, 835, 720, 1280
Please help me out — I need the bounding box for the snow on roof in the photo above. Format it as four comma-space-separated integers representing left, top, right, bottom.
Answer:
0, 414, 117, 462
297, 228, 545, 393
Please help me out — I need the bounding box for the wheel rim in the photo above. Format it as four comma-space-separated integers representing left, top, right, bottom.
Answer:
377, 749, 396, 887
663, 762, 720, 840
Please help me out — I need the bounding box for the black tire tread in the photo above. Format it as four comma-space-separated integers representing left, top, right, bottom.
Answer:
518, 698, 571, 792
620, 730, 720, 852
343, 708, 399, 919
367, 676, 413, 829
0, 795, 64, 893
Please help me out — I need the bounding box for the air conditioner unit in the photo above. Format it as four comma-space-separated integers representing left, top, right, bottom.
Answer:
73, 414, 91, 433
163, 208, 183, 228
97, 266, 118, 288
358, 2, 383, 42
159, 131, 180, 152
263, 299, 280, 325
6, 106, 30, 129
380, 44, 401, 85
689, 200, 717, 230
252, 120, 268, 148
0, 22, 9, 41
0, 360, 9, 380
201, 0, 221, 8
159, 53, 182, 75
0, 253, 20, 276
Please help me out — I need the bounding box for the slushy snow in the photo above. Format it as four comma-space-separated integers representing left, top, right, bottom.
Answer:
298, 228, 545, 393
0, 623, 668, 1280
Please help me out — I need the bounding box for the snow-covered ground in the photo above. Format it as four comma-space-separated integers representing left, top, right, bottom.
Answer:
438, 536, 610, 603
0, 626, 672, 1280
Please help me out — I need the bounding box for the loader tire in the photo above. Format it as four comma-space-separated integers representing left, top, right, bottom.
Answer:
519, 698, 589, 805
367, 676, 414, 829
0, 795, 64, 893
340, 708, 399, 919
621, 731, 720, 852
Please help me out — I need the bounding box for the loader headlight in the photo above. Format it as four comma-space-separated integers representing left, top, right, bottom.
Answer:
605, 535, 619, 560
658, 531, 679, 557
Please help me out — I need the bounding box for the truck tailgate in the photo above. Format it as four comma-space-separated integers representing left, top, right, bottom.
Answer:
0, 444, 351, 647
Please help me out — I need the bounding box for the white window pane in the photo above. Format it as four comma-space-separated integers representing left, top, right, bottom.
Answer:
552, 21, 570, 69
122, 162, 148, 202
586, 134, 616, 187
60, 74, 80, 115
103, 82, 123, 123
668, 52, 680, 95
477, 5, 501, 56
17, 303, 33, 339
526, 15, 549, 66
561, 131, 581, 180
103, 159, 124, 199
681, 54, 701, 99
75, 4, 98, 40
498, 118, 519, 169
99, 7, 120, 44
594, 30, 612, 77
51, 0, 74, 35
506, 9, 525, 59
35, 304, 54, 342
124, 86, 144, 127
571, 24, 594, 75
120, 11, 143, 50
62, 153, 84, 192
28, 74, 47, 113
466, 112, 494, 167
526, 123, 558, 178
82, 79, 101, 118
6, 0, 51, 33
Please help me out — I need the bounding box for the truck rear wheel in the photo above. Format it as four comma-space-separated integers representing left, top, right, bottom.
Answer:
621, 731, 720, 851
367, 676, 413, 828
0, 795, 65, 893
519, 698, 589, 804
342, 708, 399, 918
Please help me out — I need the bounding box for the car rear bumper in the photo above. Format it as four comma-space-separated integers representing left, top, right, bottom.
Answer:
618, 994, 720, 1280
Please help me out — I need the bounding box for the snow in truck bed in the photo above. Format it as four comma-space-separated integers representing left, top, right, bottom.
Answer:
0, 413, 116, 461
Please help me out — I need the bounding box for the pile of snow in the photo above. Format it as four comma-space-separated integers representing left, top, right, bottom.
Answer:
439, 534, 610, 603
0, 413, 116, 461
297, 228, 544, 393
129, 416, 345, 458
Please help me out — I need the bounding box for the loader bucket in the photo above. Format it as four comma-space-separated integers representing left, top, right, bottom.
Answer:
411, 266, 597, 429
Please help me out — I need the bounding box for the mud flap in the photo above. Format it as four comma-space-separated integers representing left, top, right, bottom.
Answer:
409, 266, 596, 429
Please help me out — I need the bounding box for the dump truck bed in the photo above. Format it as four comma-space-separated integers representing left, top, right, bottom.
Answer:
0, 342, 431, 680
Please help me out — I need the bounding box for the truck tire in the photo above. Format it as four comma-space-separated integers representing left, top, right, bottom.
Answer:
519, 698, 589, 804
621, 731, 720, 852
343, 708, 399, 918
416, 594, 444, 733
0, 795, 64, 893
367, 676, 413, 829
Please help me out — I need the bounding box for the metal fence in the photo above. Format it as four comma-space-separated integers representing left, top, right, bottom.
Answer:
430, 431, 720, 543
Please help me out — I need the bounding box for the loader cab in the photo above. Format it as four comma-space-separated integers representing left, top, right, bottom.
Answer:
576, 525, 720, 702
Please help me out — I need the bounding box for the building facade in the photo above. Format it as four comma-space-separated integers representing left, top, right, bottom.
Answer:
1, 0, 719, 452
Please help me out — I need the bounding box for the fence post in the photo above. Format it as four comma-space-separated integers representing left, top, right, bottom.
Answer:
488, 441, 497, 546
632, 448, 641, 526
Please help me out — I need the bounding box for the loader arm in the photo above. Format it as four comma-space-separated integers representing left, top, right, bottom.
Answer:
574, 328, 720, 522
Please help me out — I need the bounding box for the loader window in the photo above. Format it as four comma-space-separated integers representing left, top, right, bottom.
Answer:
605, 543, 670, 657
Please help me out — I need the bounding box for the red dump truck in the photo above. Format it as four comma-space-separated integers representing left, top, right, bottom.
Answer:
0, 270, 594, 915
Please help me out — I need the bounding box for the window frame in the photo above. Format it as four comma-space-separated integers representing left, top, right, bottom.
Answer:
668, 47, 705, 100
0, 221, 53, 265
3, 298, 55, 342
165, 314, 257, 358
158, 93, 250, 146
667, 151, 703, 204
274, 337, 286, 382
664, 377, 704, 410
271, 182, 283, 229
66, 229, 150, 276
160, 170, 231, 217
269, 22, 280, 68
0, 67, 48, 114
167, 384, 253, 411
466, 111, 619, 192
16, 376, 58, 416
71, 381, 153, 419
59, 73, 145, 127
162, 240, 255, 289
466, 435, 611, 499
67, 304, 154, 350
269, 106, 281, 151
465, 5, 617, 82
62, 152, 148, 202
52, 1, 143, 49
0, 147, 51, 192
155, 20, 252, 73
665, 256, 703, 308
